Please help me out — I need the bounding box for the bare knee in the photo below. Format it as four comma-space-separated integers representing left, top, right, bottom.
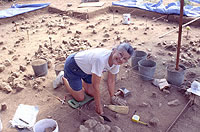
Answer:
75, 96, 85, 101
74, 94, 84, 102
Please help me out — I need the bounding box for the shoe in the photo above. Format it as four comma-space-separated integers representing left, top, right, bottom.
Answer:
53, 71, 64, 89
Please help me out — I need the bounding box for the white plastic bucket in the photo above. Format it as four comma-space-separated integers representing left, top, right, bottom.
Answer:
122, 14, 131, 25
33, 119, 58, 132
0, 118, 2, 132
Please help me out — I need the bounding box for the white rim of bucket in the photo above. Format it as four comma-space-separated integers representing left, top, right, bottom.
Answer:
33, 119, 58, 132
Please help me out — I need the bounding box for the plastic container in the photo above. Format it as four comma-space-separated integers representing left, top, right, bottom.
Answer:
138, 59, 156, 81
0, 118, 2, 132
167, 65, 185, 86
33, 119, 58, 132
31, 59, 48, 77
131, 51, 147, 70
122, 14, 131, 25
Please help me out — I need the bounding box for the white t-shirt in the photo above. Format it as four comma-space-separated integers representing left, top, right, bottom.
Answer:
74, 48, 120, 77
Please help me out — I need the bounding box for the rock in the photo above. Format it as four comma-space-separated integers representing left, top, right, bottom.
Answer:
92, 30, 97, 34
12, 55, 18, 61
162, 89, 170, 94
62, 40, 68, 44
139, 102, 148, 107
114, 114, 120, 119
133, 26, 138, 30
102, 39, 108, 42
149, 117, 159, 126
168, 99, 180, 106
4, 59, 11, 66
8, 49, 14, 54
112, 126, 122, 132
88, 25, 95, 28
67, 30, 72, 34
33, 83, 39, 90
67, 3, 72, 7
0, 41, 3, 45
166, 26, 170, 30
7, 76, 15, 83
76, 30, 82, 35
151, 92, 157, 98
0, 82, 13, 93
197, 48, 200, 54
55, 56, 66, 61
0, 65, 5, 72
84, 119, 97, 129
104, 124, 111, 132
98, 116, 104, 124
15, 83, 25, 92
19, 65, 26, 72
147, 48, 152, 52
2, 46, 6, 50
116, 35, 121, 40
103, 34, 110, 38
1, 103, 7, 111
114, 31, 120, 34
168, 52, 173, 56
94, 123, 105, 132
11, 72, 19, 78
120, 76, 126, 80
47, 60, 52, 69
165, 45, 176, 51
78, 125, 89, 132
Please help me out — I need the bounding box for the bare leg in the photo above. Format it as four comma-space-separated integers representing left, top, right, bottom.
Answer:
82, 81, 95, 97
62, 77, 85, 101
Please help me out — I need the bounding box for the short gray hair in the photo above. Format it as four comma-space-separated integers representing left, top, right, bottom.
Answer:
116, 42, 134, 56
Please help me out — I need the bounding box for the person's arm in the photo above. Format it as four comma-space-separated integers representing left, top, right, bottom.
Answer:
92, 73, 103, 115
107, 71, 115, 97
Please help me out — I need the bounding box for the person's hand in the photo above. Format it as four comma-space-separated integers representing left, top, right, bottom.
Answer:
95, 104, 104, 115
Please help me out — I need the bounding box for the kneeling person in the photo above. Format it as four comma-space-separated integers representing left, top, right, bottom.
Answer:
53, 42, 134, 115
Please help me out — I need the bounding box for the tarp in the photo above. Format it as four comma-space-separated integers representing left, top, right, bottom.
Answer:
0, 3, 50, 19
112, 0, 200, 17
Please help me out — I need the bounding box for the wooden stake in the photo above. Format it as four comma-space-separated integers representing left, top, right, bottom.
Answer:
113, 11, 115, 24
49, 37, 52, 45
27, 30, 29, 41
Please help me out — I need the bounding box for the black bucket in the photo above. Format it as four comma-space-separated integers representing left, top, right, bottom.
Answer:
131, 50, 147, 70
167, 65, 186, 86
31, 59, 48, 77
138, 59, 156, 81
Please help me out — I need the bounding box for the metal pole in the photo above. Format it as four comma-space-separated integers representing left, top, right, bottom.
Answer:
176, 0, 184, 70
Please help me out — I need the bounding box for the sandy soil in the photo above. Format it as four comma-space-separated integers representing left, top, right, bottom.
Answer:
0, 0, 200, 132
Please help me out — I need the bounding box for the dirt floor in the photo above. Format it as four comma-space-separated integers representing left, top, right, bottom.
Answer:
0, 0, 200, 132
